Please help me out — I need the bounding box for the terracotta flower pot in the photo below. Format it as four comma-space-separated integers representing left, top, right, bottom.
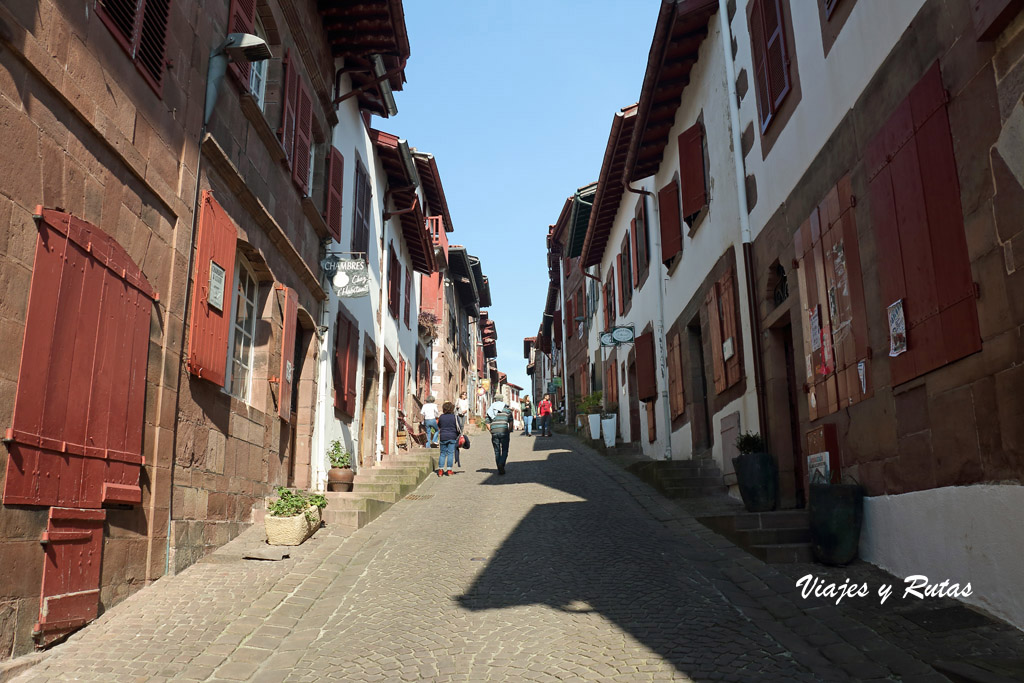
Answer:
327, 466, 354, 492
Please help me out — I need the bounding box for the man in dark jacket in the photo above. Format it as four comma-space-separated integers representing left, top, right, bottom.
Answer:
484, 399, 514, 475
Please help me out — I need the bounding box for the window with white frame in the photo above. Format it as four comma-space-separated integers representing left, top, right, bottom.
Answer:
227, 256, 260, 402
249, 18, 268, 110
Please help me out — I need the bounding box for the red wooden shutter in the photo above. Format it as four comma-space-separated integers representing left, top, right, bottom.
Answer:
706, 284, 725, 393
667, 331, 686, 418
630, 219, 639, 287
345, 322, 359, 415
292, 77, 313, 194
333, 311, 347, 410
763, 0, 790, 110
635, 332, 658, 401
678, 122, 707, 219
3, 209, 155, 509
719, 270, 742, 388
388, 245, 400, 319
616, 254, 624, 308
226, 0, 257, 92
749, 0, 772, 130
35, 508, 106, 646
325, 147, 344, 242
96, 0, 139, 53
276, 286, 298, 420
96, 0, 170, 94
398, 357, 406, 403
404, 268, 412, 328
279, 50, 298, 167
188, 191, 237, 387
658, 180, 682, 264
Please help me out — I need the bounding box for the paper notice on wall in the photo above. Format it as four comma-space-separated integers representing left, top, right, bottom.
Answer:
858, 360, 867, 395
806, 354, 814, 382
208, 261, 226, 311
809, 307, 821, 352
887, 299, 907, 357
807, 452, 830, 485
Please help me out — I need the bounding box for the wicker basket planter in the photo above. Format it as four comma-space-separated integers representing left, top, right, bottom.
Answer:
265, 505, 322, 546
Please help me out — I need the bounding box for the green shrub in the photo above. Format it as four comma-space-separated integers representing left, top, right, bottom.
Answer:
268, 487, 327, 524
575, 391, 603, 415
327, 439, 351, 468
735, 431, 766, 455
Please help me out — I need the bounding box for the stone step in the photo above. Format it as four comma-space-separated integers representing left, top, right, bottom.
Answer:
734, 509, 809, 531
750, 543, 813, 564
659, 475, 725, 487
735, 527, 811, 546
354, 472, 420, 486
359, 466, 426, 478
323, 493, 391, 525
662, 484, 729, 498
321, 507, 362, 530
378, 459, 433, 470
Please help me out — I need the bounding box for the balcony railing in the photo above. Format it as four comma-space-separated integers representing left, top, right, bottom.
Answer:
428, 216, 448, 262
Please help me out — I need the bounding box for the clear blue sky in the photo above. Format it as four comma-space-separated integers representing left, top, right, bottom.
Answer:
388, 1, 660, 394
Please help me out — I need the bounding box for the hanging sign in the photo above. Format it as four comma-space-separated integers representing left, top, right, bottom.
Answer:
887, 299, 907, 357
323, 255, 371, 298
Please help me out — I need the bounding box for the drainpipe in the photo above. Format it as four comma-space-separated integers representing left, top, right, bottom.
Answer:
718, 0, 768, 438
625, 181, 673, 460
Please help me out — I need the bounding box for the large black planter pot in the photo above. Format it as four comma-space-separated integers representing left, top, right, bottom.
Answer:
809, 483, 864, 565
731, 452, 778, 512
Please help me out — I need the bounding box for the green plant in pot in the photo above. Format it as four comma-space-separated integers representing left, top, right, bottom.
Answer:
326, 439, 354, 492
732, 431, 778, 513
576, 392, 602, 439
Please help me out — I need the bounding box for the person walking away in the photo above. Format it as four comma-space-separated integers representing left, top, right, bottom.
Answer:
421, 396, 440, 448
537, 393, 553, 437
436, 401, 459, 476
484, 398, 514, 474
521, 395, 533, 436
456, 391, 470, 432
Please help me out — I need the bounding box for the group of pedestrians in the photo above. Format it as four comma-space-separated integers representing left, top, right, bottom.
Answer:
420, 391, 556, 478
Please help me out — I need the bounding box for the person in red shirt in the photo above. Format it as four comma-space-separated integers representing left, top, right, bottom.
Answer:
537, 394, 553, 437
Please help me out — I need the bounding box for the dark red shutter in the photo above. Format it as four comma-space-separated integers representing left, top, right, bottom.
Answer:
720, 270, 742, 388
96, 0, 170, 95
96, 0, 138, 53
635, 332, 657, 401
333, 311, 346, 410
763, 0, 790, 110
616, 254, 624, 311
3, 209, 155, 509
397, 357, 405, 404
292, 77, 313, 194
678, 122, 707, 219
188, 191, 237, 387
404, 269, 412, 328
276, 286, 297, 420
325, 147, 344, 242
388, 245, 400, 319
630, 219, 639, 287
659, 180, 682, 264
279, 49, 298, 167
35, 508, 107, 646
226, 0, 257, 91
749, 0, 771, 130
706, 284, 725, 393
345, 322, 359, 415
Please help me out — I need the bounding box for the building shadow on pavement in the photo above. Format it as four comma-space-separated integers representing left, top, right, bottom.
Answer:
455, 451, 818, 680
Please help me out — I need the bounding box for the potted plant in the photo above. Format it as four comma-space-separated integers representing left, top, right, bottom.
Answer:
601, 401, 618, 448
418, 311, 439, 342
809, 472, 865, 566
326, 439, 354, 492
265, 487, 327, 546
732, 432, 778, 512
576, 392, 602, 439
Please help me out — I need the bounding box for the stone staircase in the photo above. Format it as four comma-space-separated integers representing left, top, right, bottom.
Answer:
322, 449, 436, 531
696, 509, 812, 563
625, 457, 728, 499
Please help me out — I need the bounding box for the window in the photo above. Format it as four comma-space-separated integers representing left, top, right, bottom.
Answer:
250, 17, 269, 109
95, 0, 171, 95
747, 0, 792, 133
619, 232, 633, 312
352, 161, 372, 255
387, 243, 401, 319
227, 257, 260, 402
280, 49, 313, 193
325, 147, 345, 242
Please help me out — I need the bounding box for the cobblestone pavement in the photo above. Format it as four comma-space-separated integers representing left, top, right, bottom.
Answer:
10, 432, 1024, 681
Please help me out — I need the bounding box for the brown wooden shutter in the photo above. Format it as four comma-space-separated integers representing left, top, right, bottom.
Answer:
763, 0, 791, 110
678, 122, 707, 219
279, 49, 298, 167
706, 284, 725, 394
635, 332, 657, 401
719, 270, 742, 388
388, 245, 400, 319
345, 323, 359, 415
667, 331, 686, 418
630, 219, 639, 287
333, 311, 347, 410
276, 286, 298, 420
398, 357, 406, 404
292, 77, 313, 194
749, 0, 771, 131
96, 0, 139, 53
325, 147, 344, 242
188, 191, 237, 387
658, 180, 682, 264
404, 268, 412, 328
616, 254, 624, 310
227, 0, 257, 91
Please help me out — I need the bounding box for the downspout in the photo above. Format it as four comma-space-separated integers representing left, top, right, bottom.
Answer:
718, 0, 768, 438
626, 181, 673, 460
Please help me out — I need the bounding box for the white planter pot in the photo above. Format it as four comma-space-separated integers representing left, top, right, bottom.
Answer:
587, 414, 601, 439
601, 416, 617, 448
265, 505, 322, 546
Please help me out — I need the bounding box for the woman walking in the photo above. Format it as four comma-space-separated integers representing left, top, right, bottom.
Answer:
421, 396, 440, 448
436, 401, 459, 477
521, 394, 533, 436
456, 391, 470, 432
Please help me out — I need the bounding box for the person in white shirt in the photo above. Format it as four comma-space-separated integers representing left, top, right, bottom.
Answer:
421, 396, 440, 448
456, 391, 470, 432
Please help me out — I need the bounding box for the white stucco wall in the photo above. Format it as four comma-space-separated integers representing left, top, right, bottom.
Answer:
861, 484, 1024, 631
732, 0, 927, 240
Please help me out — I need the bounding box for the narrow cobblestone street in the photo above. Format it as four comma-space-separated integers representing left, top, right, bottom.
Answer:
11, 432, 1024, 682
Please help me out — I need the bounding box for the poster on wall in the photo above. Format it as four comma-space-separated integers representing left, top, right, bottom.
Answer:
887, 299, 907, 357
809, 306, 822, 352
807, 452, 830, 484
